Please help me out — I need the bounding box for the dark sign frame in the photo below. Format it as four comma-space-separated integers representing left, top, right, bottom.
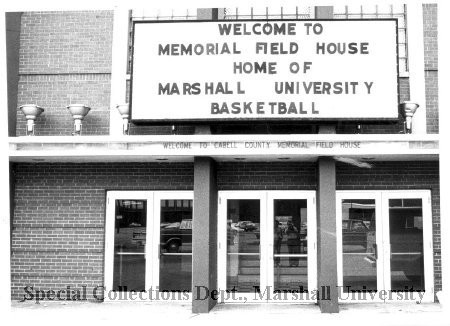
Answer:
129, 18, 400, 125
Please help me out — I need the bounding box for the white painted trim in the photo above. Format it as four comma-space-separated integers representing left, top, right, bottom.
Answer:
8, 134, 439, 162
104, 191, 152, 301
217, 190, 266, 303
381, 190, 434, 303
336, 191, 384, 303
267, 191, 317, 303
336, 190, 434, 303
9, 134, 440, 143
218, 190, 317, 303
109, 6, 130, 136
104, 191, 193, 302
407, 3, 427, 134
152, 191, 194, 294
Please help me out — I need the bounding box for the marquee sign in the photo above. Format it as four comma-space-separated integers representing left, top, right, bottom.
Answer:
130, 20, 398, 122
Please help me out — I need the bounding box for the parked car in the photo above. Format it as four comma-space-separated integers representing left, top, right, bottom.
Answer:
160, 219, 238, 251
234, 221, 258, 232
160, 219, 192, 253
342, 219, 371, 250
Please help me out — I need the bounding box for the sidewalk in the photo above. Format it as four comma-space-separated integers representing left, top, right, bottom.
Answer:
7, 301, 447, 326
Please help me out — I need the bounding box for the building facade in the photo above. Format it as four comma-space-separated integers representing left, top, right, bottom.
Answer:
4, 4, 439, 313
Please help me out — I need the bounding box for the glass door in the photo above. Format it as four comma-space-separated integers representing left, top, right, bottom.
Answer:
336, 191, 384, 302
105, 191, 153, 296
105, 191, 194, 300
267, 191, 317, 302
153, 192, 194, 294
337, 190, 434, 303
218, 191, 316, 303
382, 190, 433, 302
218, 191, 265, 302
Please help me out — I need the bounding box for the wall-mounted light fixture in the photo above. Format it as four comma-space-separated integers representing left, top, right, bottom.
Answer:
67, 104, 90, 135
19, 104, 44, 136
399, 101, 419, 134
116, 104, 130, 135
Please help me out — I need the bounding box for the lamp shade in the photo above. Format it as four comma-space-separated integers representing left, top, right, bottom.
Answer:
19, 104, 44, 120
399, 101, 419, 119
66, 104, 91, 120
116, 104, 130, 118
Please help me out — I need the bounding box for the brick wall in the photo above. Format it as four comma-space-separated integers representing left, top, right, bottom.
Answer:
217, 162, 317, 190
11, 162, 194, 300
14, 7, 437, 136
16, 11, 113, 136
423, 4, 438, 72
17, 75, 111, 136
423, 4, 438, 134
336, 161, 441, 292
11, 161, 440, 299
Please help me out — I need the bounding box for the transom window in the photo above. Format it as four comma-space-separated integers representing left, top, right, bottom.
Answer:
223, 6, 312, 20
334, 4, 408, 74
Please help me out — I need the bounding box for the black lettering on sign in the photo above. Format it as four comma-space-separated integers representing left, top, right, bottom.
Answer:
316, 42, 370, 55
233, 62, 277, 74
340, 142, 361, 148
217, 23, 296, 36
158, 83, 179, 95
162, 142, 192, 149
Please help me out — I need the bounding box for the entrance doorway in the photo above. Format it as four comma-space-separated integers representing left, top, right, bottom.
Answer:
336, 190, 433, 302
217, 191, 317, 302
104, 191, 194, 299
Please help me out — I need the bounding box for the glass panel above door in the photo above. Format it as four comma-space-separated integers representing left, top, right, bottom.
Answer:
227, 199, 261, 292
273, 199, 308, 292
159, 199, 193, 292
389, 198, 425, 291
341, 199, 377, 292
112, 199, 147, 292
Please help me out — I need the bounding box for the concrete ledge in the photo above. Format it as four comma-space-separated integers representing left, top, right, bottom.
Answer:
9, 135, 439, 162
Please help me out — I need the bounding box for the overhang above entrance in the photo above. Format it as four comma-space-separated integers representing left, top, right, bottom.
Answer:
9, 134, 438, 163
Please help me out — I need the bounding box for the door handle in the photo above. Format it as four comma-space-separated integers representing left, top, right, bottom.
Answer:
374, 243, 378, 260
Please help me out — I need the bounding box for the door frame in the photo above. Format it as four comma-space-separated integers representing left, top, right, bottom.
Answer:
217, 190, 266, 302
152, 191, 194, 294
381, 190, 434, 302
267, 191, 317, 302
336, 190, 434, 303
336, 191, 384, 302
217, 190, 317, 303
104, 190, 193, 301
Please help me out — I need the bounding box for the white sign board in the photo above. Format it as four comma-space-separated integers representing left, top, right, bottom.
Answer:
131, 20, 398, 122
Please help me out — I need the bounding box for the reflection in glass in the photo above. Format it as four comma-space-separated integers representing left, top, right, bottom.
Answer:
159, 199, 193, 292
389, 199, 424, 291
160, 255, 192, 292
341, 199, 377, 292
227, 200, 260, 292
113, 200, 147, 291
273, 200, 308, 291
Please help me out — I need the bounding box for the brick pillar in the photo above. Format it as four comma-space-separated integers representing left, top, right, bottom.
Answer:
316, 157, 339, 313
192, 157, 218, 313
314, 5, 339, 313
